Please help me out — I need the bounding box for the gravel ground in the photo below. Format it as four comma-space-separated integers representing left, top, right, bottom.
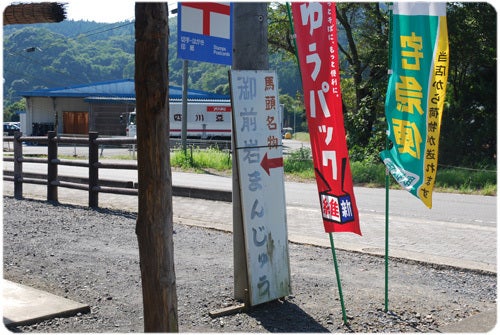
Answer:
2, 196, 497, 333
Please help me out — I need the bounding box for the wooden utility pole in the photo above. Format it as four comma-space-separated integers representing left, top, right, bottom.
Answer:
232, 2, 269, 303
232, 3, 269, 70
135, 3, 178, 332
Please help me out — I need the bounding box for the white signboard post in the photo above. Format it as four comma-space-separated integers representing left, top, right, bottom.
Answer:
230, 70, 291, 306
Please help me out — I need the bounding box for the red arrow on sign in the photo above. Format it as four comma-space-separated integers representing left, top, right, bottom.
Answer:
260, 152, 284, 176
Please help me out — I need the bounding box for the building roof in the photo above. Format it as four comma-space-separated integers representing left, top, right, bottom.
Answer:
19, 79, 230, 101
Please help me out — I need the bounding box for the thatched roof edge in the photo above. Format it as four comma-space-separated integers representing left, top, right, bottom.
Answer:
3, 2, 66, 25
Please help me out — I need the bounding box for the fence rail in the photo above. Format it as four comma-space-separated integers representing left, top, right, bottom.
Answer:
3, 131, 233, 206
3, 131, 139, 207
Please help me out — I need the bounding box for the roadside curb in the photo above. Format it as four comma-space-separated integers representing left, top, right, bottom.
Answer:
173, 186, 231, 202
437, 308, 497, 333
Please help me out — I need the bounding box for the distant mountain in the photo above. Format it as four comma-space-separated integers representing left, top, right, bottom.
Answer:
3, 17, 302, 107
3, 20, 135, 105
3, 19, 135, 41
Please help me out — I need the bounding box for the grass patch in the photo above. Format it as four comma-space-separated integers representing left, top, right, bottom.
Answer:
171, 146, 232, 172
350, 161, 387, 187
169, 146, 496, 195
283, 150, 497, 195
103, 154, 137, 160
292, 132, 310, 142
22, 145, 494, 195
435, 167, 497, 195
284, 146, 315, 179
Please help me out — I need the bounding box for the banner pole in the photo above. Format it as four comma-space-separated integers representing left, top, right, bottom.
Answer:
384, 141, 390, 312
329, 232, 348, 325
384, 2, 394, 313
286, 2, 302, 83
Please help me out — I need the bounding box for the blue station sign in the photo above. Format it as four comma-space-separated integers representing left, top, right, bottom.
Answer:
177, 2, 233, 65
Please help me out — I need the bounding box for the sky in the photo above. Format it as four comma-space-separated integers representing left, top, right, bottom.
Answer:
64, 0, 180, 23
65, 0, 136, 23
1, 0, 180, 23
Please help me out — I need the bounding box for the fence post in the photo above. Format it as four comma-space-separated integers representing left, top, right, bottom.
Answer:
13, 131, 23, 199
47, 131, 58, 202
89, 131, 99, 208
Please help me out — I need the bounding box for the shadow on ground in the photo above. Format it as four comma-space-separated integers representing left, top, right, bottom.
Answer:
247, 299, 330, 332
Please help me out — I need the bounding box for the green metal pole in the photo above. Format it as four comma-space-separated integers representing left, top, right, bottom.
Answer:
286, 3, 298, 61
384, 2, 394, 313
329, 232, 348, 325
285, 2, 302, 139
384, 141, 390, 312
286, 2, 302, 83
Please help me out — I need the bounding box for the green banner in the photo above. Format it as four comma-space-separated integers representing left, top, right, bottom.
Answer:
380, 3, 449, 208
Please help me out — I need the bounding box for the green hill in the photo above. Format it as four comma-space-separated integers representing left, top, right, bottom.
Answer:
3, 17, 301, 106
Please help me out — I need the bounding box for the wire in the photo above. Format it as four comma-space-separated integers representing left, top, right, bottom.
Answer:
3, 68, 67, 89
72, 21, 134, 39
438, 164, 497, 173
5, 49, 90, 85
4, 11, 179, 102
4, 18, 137, 90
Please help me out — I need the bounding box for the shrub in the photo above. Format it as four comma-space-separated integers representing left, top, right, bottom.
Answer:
436, 167, 497, 194
350, 161, 387, 187
284, 147, 315, 179
171, 146, 232, 171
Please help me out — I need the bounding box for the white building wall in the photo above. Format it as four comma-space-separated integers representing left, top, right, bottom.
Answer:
26, 96, 89, 135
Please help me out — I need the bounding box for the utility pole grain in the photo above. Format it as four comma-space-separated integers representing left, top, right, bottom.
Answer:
135, 3, 178, 332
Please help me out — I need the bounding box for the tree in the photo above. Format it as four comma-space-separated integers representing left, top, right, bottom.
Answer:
336, 2, 389, 161
3, 99, 26, 122
267, 2, 296, 56
440, 2, 496, 167
135, 3, 178, 332
267, 2, 390, 161
267, 2, 497, 168
4, 3, 495, 168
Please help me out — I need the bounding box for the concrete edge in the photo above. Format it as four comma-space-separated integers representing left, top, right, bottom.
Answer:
178, 219, 497, 275
288, 236, 497, 275
172, 189, 497, 275
3, 305, 91, 327
173, 186, 231, 202
437, 308, 498, 333
3, 280, 90, 327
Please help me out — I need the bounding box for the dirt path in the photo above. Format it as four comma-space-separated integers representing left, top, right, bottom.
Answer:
3, 196, 496, 332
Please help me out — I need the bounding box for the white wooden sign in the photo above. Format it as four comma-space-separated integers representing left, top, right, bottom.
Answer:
230, 70, 291, 306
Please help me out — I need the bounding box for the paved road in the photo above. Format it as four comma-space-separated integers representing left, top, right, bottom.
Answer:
2, 153, 496, 273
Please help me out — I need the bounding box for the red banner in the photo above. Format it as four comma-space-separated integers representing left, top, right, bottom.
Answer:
292, 2, 361, 235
